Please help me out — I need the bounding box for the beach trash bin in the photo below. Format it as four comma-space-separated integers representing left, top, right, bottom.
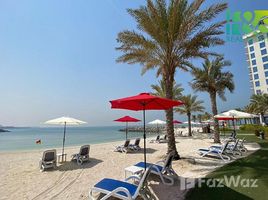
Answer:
260, 131, 265, 140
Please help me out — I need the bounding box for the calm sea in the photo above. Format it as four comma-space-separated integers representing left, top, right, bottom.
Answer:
0, 126, 145, 152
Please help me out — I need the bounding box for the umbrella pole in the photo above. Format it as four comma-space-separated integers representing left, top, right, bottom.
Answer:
62, 122, 66, 162
143, 108, 146, 169
126, 122, 128, 140
232, 117, 236, 134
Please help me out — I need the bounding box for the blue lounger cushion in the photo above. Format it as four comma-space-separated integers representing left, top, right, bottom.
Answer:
134, 162, 163, 172
210, 144, 235, 149
94, 178, 137, 197
198, 148, 221, 154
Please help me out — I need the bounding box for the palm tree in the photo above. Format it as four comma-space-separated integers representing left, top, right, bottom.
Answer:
192, 115, 197, 122
191, 56, 234, 143
203, 112, 212, 120
197, 114, 202, 123
116, 0, 227, 158
244, 104, 257, 114
151, 79, 184, 99
175, 95, 204, 136
250, 94, 268, 123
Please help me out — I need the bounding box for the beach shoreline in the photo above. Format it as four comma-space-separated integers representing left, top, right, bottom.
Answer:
0, 137, 260, 200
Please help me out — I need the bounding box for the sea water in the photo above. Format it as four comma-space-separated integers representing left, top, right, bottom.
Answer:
0, 126, 145, 152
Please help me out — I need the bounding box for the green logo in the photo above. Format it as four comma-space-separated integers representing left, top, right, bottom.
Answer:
226, 10, 268, 41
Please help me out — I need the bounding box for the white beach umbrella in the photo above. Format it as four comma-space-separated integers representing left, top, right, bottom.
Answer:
148, 119, 166, 125
183, 121, 198, 124
215, 110, 258, 133
148, 119, 166, 135
214, 110, 258, 119
44, 116, 87, 158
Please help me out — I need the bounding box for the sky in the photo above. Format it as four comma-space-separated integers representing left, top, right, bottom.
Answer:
0, 0, 266, 127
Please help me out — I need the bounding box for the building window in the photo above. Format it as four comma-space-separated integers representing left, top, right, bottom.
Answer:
256, 90, 261, 95
261, 49, 267, 55
265, 71, 268, 77
252, 59, 257, 65
258, 35, 265, 41
260, 42, 266, 48
249, 46, 254, 52
253, 67, 258, 72
264, 63, 268, 70
263, 56, 268, 63
266, 79, 268, 85
255, 81, 260, 87
248, 39, 253, 45
251, 53, 255, 59
254, 74, 259, 80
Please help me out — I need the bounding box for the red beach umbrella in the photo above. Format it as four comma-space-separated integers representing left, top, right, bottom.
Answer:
110, 93, 183, 168
173, 120, 183, 124
114, 116, 141, 140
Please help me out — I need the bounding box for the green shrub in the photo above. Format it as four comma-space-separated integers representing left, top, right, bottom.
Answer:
219, 127, 233, 131
240, 124, 268, 135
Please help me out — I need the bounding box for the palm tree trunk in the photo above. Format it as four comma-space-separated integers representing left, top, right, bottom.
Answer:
165, 76, 180, 159
209, 92, 220, 143
188, 113, 192, 136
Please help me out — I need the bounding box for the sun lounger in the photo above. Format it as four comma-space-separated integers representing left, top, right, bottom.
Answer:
115, 139, 131, 153
71, 145, 90, 165
157, 135, 168, 143
129, 138, 141, 151
133, 151, 177, 185
149, 135, 160, 143
210, 139, 242, 157
225, 131, 237, 140
89, 166, 154, 200
39, 149, 57, 172
237, 138, 247, 153
198, 142, 231, 162
227, 138, 247, 153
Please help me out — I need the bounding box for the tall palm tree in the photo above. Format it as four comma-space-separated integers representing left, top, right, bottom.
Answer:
191, 56, 234, 143
175, 94, 204, 136
116, 0, 227, 158
250, 94, 268, 123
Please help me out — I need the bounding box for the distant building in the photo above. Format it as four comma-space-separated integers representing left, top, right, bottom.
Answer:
243, 31, 268, 94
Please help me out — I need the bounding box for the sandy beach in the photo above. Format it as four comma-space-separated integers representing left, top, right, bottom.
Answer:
0, 136, 260, 200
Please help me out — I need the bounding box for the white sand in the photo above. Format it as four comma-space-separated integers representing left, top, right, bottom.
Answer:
0, 137, 259, 200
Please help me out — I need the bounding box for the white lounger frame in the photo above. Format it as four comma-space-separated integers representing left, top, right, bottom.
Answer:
89, 167, 153, 200
199, 142, 231, 162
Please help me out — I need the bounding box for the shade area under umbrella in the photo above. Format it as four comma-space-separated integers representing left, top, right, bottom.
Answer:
148, 119, 166, 136
114, 116, 140, 140
110, 93, 183, 169
44, 116, 87, 161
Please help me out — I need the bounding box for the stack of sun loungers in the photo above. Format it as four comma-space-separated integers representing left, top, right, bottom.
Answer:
115, 138, 141, 153
198, 137, 248, 162
89, 151, 178, 200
